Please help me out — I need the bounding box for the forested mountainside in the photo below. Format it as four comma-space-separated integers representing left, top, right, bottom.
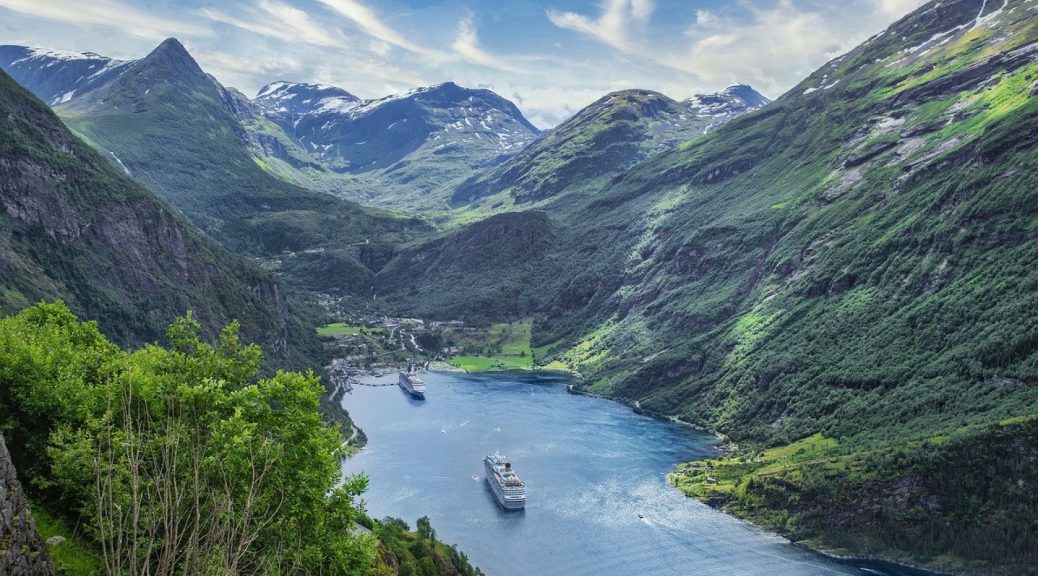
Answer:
377, 0, 1038, 572
0, 67, 316, 362
0, 38, 430, 297
451, 86, 768, 211
254, 80, 540, 210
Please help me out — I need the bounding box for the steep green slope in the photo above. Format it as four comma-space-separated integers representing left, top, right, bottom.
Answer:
556, 0, 1038, 442
450, 87, 766, 213
376, 0, 1038, 571
373, 211, 560, 322
0, 67, 309, 360
51, 38, 429, 294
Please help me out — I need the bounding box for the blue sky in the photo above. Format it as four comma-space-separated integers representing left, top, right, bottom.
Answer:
0, 0, 926, 127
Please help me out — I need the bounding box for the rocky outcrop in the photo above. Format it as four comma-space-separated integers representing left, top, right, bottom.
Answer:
0, 432, 55, 576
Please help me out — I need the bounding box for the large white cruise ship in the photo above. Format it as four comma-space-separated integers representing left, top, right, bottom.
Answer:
398, 366, 426, 399
483, 453, 526, 510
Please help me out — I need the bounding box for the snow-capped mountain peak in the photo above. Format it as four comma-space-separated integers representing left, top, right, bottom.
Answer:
683, 84, 770, 118
0, 44, 133, 106
254, 81, 362, 120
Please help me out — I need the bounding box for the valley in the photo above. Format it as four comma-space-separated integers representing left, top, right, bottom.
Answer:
1, 0, 1036, 574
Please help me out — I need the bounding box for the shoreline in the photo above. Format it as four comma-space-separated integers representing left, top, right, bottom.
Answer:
564, 381, 961, 576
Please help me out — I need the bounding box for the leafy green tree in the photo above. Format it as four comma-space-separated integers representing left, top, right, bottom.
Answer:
0, 302, 377, 575
416, 516, 435, 541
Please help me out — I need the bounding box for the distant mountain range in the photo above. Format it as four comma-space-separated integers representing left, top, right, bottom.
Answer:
0, 42, 766, 211
1, 38, 430, 304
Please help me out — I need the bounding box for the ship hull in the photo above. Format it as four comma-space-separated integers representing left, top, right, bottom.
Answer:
398, 381, 424, 399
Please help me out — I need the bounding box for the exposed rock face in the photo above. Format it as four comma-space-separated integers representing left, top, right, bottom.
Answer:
0, 432, 55, 576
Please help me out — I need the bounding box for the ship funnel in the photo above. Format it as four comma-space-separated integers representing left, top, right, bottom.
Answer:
505, 463, 512, 471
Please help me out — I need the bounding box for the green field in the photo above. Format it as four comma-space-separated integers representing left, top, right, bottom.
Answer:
448, 320, 533, 372
317, 323, 384, 337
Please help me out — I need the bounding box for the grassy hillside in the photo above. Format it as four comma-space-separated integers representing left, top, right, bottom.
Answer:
377, 1, 1038, 571
447, 319, 534, 371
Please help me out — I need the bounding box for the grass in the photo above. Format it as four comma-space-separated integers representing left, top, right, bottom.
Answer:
670, 433, 838, 503
449, 355, 530, 371
448, 320, 533, 371
316, 323, 384, 337
29, 502, 103, 576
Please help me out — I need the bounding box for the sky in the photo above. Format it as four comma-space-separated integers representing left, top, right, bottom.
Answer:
0, 0, 928, 128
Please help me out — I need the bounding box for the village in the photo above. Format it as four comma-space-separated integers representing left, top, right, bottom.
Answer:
321, 314, 536, 392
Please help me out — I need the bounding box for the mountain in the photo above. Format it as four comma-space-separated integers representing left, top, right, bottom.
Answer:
681, 84, 770, 120
378, 0, 1038, 571
0, 66, 306, 358
1, 38, 430, 297
450, 86, 768, 210
373, 211, 559, 322
253, 80, 541, 210
0, 45, 131, 106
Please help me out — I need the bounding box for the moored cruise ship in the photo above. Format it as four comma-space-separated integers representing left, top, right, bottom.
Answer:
484, 453, 526, 509
398, 366, 426, 399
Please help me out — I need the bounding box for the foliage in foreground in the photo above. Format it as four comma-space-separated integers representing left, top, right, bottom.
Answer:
0, 302, 377, 575
367, 517, 485, 576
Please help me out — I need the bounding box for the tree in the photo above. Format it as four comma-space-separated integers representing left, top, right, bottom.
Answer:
416, 516, 436, 541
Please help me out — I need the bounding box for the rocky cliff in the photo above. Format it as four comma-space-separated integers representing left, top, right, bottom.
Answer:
0, 432, 55, 576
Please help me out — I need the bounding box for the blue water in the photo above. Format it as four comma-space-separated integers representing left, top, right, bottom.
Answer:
340, 371, 933, 576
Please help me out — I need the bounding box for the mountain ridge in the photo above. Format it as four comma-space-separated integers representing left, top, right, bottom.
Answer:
450, 85, 769, 210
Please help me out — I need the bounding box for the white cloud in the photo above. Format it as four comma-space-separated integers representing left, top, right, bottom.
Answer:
673, 0, 862, 94
451, 17, 524, 73
694, 9, 718, 27
315, 0, 427, 55
0, 0, 211, 40
547, 0, 654, 51
871, 0, 928, 18
196, 0, 347, 48
630, 0, 655, 22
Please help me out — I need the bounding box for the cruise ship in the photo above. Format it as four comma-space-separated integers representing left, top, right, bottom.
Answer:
398, 366, 426, 399
484, 453, 526, 509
